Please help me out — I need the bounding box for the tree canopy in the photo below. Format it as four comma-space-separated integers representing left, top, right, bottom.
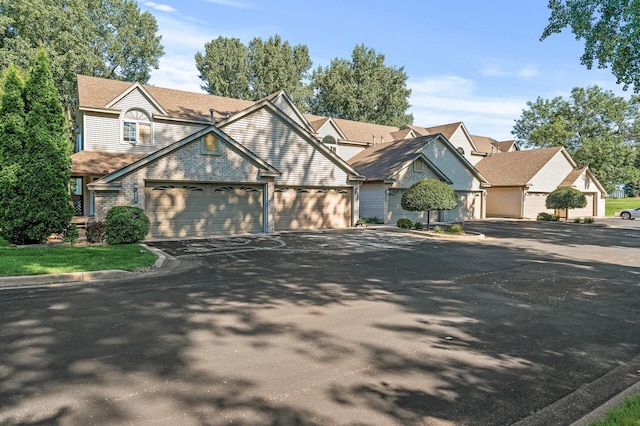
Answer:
310, 44, 413, 127
0, 0, 164, 111
541, 0, 640, 92
545, 186, 587, 221
0, 48, 74, 244
401, 178, 457, 228
195, 34, 313, 108
512, 85, 640, 192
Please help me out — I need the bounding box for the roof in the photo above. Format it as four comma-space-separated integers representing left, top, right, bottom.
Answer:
420, 122, 463, 140
493, 140, 518, 152
77, 75, 255, 122
471, 135, 499, 153
560, 166, 588, 187
347, 135, 441, 181
474, 147, 564, 186
330, 117, 401, 144
71, 151, 145, 176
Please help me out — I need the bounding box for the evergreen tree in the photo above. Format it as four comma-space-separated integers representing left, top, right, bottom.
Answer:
0, 48, 73, 244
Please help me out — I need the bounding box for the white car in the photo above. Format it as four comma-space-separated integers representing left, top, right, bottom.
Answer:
620, 207, 640, 220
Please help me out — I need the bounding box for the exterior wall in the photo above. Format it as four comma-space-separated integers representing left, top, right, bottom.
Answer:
270, 96, 307, 129
359, 183, 385, 220
447, 127, 477, 164
567, 171, 605, 216
486, 187, 523, 218
440, 191, 485, 221
392, 163, 441, 188
420, 138, 482, 191
92, 136, 266, 223
337, 143, 366, 160
221, 107, 351, 187
524, 192, 554, 219
529, 151, 574, 192
82, 111, 206, 154
567, 193, 595, 217
386, 189, 437, 224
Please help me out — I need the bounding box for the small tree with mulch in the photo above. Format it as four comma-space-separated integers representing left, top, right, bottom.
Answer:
401, 178, 458, 230
545, 187, 587, 221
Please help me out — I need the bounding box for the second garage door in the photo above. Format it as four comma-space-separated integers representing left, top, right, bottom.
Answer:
145, 182, 264, 239
275, 187, 352, 230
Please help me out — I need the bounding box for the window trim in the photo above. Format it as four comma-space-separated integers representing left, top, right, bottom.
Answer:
413, 158, 424, 172
121, 108, 153, 145
201, 133, 221, 155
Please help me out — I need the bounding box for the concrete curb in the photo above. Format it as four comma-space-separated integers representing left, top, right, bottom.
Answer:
570, 381, 640, 426
0, 244, 169, 288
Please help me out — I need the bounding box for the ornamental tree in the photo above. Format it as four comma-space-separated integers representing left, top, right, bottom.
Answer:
401, 178, 458, 229
545, 186, 588, 221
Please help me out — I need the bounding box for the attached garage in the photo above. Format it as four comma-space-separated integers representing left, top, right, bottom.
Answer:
145, 182, 264, 239
525, 192, 554, 219
274, 187, 352, 230
563, 193, 595, 217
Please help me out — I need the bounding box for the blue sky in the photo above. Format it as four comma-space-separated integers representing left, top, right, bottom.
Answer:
139, 0, 627, 141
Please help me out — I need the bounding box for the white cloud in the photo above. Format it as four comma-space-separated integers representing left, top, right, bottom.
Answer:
481, 65, 540, 79
202, 0, 254, 8
148, 53, 203, 93
408, 75, 527, 140
143, 2, 176, 13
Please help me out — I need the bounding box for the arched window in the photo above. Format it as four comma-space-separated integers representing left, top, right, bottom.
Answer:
457, 147, 465, 155
322, 135, 337, 152
122, 109, 152, 145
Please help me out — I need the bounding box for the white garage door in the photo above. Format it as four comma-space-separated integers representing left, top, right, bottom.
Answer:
525, 192, 553, 219
145, 182, 263, 239
275, 187, 352, 230
568, 193, 594, 217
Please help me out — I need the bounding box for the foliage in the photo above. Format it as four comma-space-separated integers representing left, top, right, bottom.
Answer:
583, 217, 596, 223
310, 44, 413, 127
573, 217, 582, 223
433, 226, 444, 233
541, 0, 640, 92
0, 0, 164, 111
605, 197, 640, 216
589, 392, 640, 426
86, 221, 106, 243
447, 224, 464, 235
512, 85, 640, 192
365, 216, 381, 224
196, 34, 312, 109
105, 206, 150, 244
396, 218, 413, 229
624, 181, 640, 197
355, 217, 368, 227
401, 178, 457, 228
62, 223, 79, 243
0, 243, 157, 276
537, 212, 561, 221
546, 186, 588, 221
0, 49, 74, 244
413, 221, 423, 230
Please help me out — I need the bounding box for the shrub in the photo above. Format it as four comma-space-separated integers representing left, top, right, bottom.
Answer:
365, 216, 382, 224
447, 224, 464, 234
433, 226, 444, 233
583, 217, 595, 224
573, 218, 582, 223
62, 223, 79, 244
105, 206, 150, 245
537, 212, 560, 221
86, 221, 106, 243
413, 221, 423, 230
396, 218, 413, 229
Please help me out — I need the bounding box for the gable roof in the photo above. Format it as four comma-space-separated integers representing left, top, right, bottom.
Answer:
329, 117, 401, 144
347, 135, 449, 181
493, 140, 519, 152
71, 151, 145, 176
77, 75, 255, 122
474, 147, 565, 186
471, 135, 499, 154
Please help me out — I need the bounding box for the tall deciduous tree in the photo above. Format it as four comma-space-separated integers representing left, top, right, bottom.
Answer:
0, 49, 74, 244
0, 0, 164, 112
512, 85, 640, 192
195, 34, 312, 108
310, 44, 413, 127
541, 0, 640, 92
401, 178, 457, 229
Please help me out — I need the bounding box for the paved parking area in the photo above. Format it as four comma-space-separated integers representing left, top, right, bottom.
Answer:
1, 223, 639, 425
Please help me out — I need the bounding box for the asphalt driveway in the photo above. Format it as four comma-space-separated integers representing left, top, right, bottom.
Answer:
1, 222, 639, 425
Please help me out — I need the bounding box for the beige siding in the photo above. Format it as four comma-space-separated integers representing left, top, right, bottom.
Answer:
392, 163, 441, 188
83, 111, 205, 154
274, 187, 351, 230
337, 144, 366, 160
486, 187, 523, 218
271, 96, 307, 129
359, 183, 385, 220
441, 192, 484, 221
564, 193, 595, 218
448, 127, 477, 164
387, 189, 437, 224
222, 108, 350, 186
530, 151, 574, 192
421, 138, 481, 191
565, 171, 605, 216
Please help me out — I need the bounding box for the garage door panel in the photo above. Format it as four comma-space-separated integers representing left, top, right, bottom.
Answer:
145, 183, 263, 239
275, 188, 351, 230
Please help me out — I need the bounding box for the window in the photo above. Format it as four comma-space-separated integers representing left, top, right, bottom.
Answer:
201, 133, 220, 154
413, 158, 424, 172
122, 109, 152, 145
322, 135, 337, 153
457, 147, 465, 155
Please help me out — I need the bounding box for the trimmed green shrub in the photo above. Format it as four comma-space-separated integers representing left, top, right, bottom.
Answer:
413, 221, 423, 230
583, 217, 595, 224
573, 218, 582, 223
401, 178, 458, 229
546, 187, 587, 221
396, 218, 413, 229
433, 226, 444, 233
447, 224, 464, 234
537, 212, 560, 221
105, 206, 150, 245
62, 223, 79, 243
365, 216, 382, 224
86, 221, 106, 243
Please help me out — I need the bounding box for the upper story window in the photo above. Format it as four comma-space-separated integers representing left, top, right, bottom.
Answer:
322, 135, 337, 153
413, 158, 424, 172
122, 109, 152, 145
201, 133, 221, 155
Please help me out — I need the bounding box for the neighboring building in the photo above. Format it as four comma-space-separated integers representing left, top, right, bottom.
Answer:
348, 134, 490, 224
474, 146, 607, 219
74, 75, 363, 239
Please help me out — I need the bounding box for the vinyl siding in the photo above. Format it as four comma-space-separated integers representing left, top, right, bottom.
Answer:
221, 107, 350, 186
529, 151, 574, 192
421, 139, 481, 191
111, 89, 163, 115
337, 144, 366, 160
392, 162, 442, 188
441, 192, 484, 221
271, 96, 307, 129
447, 127, 477, 164
359, 183, 385, 220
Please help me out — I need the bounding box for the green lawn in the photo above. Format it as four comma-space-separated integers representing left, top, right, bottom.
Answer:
0, 238, 158, 277
605, 198, 640, 217
589, 392, 640, 425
